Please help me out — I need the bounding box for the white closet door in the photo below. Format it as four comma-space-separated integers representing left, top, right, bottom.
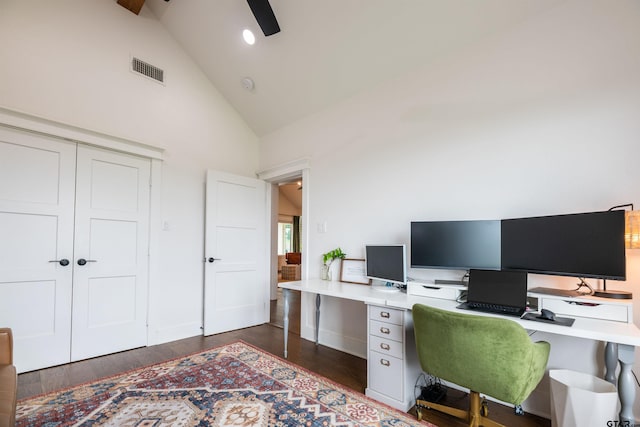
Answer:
204, 170, 268, 335
0, 127, 76, 372
71, 145, 150, 361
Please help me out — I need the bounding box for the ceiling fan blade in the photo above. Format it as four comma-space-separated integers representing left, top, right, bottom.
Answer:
117, 0, 145, 15
246, 0, 280, 36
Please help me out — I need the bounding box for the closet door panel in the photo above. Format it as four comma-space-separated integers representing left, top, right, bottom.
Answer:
0, 127, 76, 372
71, 145, 150, 361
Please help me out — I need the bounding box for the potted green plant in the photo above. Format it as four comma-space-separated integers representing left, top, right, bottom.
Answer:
321, 247, 346, 280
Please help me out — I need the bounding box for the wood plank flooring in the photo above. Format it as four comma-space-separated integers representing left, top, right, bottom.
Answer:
18, 290, 550, 427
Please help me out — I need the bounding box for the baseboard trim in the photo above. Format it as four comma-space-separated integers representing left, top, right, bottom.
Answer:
147, 322, 202, 346
300, 324, 366, 359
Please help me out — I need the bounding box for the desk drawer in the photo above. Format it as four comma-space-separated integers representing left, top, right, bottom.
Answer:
369, 306, 403, 325
370, 319, 403, 341
370, 334, 403, 359
369, 350, 403, 401
407, 283, 461, 300
540, 298, 630, 323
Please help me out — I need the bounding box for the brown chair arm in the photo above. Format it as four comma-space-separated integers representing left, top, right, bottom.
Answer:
0, 328, 13, 366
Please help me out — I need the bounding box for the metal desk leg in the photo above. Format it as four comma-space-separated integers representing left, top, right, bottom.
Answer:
315, 294, 321, 345
283, 288, 290, 358
618, 344, 635, 424
604, 342, 618, 384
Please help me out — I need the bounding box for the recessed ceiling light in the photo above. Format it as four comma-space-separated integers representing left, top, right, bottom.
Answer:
242, 29, 255, 45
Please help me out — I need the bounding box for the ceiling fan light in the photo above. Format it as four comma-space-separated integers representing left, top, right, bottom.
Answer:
242, 29, 256, 45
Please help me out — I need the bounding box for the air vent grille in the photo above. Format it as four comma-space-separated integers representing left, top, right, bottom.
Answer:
131, 57, 164, 83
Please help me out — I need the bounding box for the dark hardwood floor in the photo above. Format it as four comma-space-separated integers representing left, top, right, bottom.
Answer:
269, 286, 301, 335
18, 289, 550, 427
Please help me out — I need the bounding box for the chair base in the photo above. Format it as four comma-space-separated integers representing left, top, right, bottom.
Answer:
416, 391, 505, 427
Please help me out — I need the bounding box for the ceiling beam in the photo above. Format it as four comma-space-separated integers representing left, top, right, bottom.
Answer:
117, 0, 145, 15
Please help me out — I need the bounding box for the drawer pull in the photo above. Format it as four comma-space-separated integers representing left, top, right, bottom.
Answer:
380, 343, 391, 350
380, 327, 390, 334
380, 311, 391, 318
380, 359, 390, 366
566, 301, 599, 307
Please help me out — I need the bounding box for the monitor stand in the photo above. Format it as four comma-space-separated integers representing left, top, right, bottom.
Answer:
593, 289, 633, 299
434, 279, 466, 287
372, 283, 401, 293
528, 287, 583, 297
593, 279, 633, 300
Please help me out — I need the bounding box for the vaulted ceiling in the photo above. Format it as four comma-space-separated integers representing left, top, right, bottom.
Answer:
279, 182, 302, 213
144, 0, 562, 136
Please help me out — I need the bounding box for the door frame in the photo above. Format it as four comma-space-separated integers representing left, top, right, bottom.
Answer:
0, 107, 164, 347
0, 107, 163, 159
257, 159, 310, 299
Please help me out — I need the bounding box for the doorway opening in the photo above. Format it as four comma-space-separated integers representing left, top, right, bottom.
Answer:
257, 160, 309, 336
269, 177, 303, 334
277, 179, 302, 282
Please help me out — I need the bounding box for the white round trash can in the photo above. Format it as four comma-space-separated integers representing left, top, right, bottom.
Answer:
549, 369, 618, 427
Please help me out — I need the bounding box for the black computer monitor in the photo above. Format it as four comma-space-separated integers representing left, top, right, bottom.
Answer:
365, 244, 407, 285
410, 220, 501, 270
501, 210, 626, 281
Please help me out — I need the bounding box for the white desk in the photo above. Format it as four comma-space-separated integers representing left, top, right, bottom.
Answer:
279, 279, 640, 423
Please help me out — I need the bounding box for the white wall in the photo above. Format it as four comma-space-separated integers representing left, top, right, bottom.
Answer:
0, 0, 259, 344
259, 0, 640, 418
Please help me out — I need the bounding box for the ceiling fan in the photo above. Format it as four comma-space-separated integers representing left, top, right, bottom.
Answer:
247, 0, 280, 36
117, 0, 146, 15
117, 0, 280, 37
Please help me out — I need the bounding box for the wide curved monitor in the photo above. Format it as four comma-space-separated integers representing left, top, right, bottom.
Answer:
501, 210, 626, 281
502, 211, 626, 280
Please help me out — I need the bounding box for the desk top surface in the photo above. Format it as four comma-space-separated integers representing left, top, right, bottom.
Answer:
279, 279, 640, 347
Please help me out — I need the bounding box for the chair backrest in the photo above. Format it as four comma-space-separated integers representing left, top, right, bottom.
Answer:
412, 304, 550, 405
286, 252, 301, 265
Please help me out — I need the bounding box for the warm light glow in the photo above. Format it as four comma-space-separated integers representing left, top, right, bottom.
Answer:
625, 211, 640, 249
242, 29, 255, 45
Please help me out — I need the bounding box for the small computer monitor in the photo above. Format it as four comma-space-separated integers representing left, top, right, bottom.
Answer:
365, 244, 407, 285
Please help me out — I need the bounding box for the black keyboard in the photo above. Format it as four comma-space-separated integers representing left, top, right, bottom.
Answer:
468, 302, 522, 316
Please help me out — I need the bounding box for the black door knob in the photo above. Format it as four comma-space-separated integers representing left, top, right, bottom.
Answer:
208, 257, 221, 263
59, 259, 70, 266
77, 258, 87, 266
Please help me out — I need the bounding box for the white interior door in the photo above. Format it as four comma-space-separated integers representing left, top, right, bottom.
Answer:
0, 127, 76, 372
204, 170, 267, 335
71, 145, 151, 361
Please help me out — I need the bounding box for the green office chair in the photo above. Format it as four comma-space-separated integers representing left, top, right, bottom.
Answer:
412, 304, 550, 427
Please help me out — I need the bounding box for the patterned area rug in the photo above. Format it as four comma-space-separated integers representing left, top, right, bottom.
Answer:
16, 341, 435, 426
